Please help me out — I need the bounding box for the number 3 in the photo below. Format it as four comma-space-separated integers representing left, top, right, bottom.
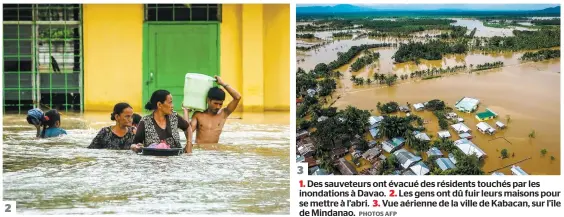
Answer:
5, 204, 11, 212
297, 165, 304, 174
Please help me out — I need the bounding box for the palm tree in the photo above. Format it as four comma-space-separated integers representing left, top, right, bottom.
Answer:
529, 130, 536, 138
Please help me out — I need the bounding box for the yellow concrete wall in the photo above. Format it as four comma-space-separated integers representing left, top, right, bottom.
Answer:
220, 4, 290, 112
263, 4, 290, 111
83, 4, 289, 112
83, 4, 143, 111
219, 4, 243, 112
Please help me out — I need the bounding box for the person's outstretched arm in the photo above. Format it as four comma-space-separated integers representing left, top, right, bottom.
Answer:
215, 76, 241, 117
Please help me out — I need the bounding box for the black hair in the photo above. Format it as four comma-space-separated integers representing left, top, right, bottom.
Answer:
111, 102, 132, 121
26, 116, 41, 125
132, 113, 142, 125
207, 87, 225, 101
145, 90, 170, 110
41, 110, 61, 138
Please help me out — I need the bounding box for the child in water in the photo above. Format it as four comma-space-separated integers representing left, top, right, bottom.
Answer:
40, 110, 67, 138
26, 108, 44, 138
132, 113, 142, 134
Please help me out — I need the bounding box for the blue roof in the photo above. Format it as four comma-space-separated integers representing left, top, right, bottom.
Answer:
426, 147, 443, 157
296, 155, 305, 162
314, 168, 329, 175
392, 137, 406, 146
436, 158, 456, 171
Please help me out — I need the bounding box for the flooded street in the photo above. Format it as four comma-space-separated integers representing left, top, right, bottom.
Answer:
297, 17, 560, 175
3, 112, 290, 214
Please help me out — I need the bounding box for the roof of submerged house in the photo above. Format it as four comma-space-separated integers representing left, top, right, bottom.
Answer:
455, 97, 480, 111
476, 108, 497, 119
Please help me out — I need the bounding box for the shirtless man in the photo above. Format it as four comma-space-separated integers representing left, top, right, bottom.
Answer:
187, 76, 241, 144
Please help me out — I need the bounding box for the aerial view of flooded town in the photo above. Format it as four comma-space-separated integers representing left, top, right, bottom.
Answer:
296, 4, 561, 175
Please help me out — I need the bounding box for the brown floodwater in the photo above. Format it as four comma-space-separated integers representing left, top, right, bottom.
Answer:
332, 60, 560, 175
451, 18, 535, 37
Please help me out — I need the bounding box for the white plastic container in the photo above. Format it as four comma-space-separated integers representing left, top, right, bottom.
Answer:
183, 73, 215, 111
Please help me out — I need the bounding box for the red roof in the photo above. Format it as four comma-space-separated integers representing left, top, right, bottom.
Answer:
305, 157, 318, 167
296, 98, 304, 103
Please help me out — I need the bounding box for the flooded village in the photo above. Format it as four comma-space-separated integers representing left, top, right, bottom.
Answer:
296, 5, 561, 175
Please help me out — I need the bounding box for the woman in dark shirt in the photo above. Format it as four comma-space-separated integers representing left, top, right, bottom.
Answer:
131, 90, 192, 153
88, 103, 135, 150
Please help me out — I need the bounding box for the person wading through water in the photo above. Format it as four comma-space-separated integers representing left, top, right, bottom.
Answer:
131, 90, 193, 153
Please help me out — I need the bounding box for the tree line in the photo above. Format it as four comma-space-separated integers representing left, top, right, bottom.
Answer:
350, 51, 380, 72
297, 33, 317, 39
520, 49, 560, 62
473, 61, 504, 71
392, 40, 468, 63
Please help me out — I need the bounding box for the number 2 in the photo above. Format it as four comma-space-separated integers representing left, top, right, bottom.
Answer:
389, 190, 396, 197
5, 204, 11, 212
298, 165, 304, 174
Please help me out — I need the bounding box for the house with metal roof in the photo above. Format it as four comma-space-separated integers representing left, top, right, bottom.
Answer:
368, 116, 384, 129
459, 132, 473, 140
394, 149, 422, 169
368, 140, 378, 148
414, 131, 431, 141
451, 123, 471, 134
496, 121, 506, 129
426, 147, 443, 157
476, 108, 498, 121
413, 103, 425, 111
455, 97, 480, 113
296, 155, 305, 163
511, 165, 528, 175
370, 128, 380, 139
399, 106, 411, 113
409, 161, 430, 175
454, 139, 486, 158
438, 130, 451, 139
336, 158, 358, 175
402, 170, 417, 175
448, 153, 457, 164
476, 122, 496, 135
362, 147, 382, 161
298, 143, 316, 157
435, 158, 456, 171
382, 137, 406, 153
491, 172, 505, 176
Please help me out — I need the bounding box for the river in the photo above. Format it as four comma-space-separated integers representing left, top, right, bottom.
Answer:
3, 112, 290, 214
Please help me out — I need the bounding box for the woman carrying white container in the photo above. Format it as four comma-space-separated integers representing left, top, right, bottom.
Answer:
131, 90, 193, 154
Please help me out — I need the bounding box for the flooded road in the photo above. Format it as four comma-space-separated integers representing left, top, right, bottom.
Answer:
333, 60, 560, 175
3, 112, 290, 214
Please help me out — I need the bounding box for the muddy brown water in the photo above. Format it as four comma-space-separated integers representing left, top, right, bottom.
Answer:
3, 112, 290, 214
296, 19, 560, 175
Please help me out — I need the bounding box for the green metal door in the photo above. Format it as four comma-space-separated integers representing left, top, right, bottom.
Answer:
144, 23, 219, 111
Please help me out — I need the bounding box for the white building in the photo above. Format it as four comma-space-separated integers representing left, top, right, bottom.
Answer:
455, 97, 480, 113
451, 123, 471, 134
476, 122, 496, 135
454, 139, 486, 158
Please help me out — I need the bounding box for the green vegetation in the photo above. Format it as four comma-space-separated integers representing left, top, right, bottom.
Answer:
351, 51, 380, 72
468, 27, 477, 38
297, 42, 329, 51
529, 130, 536, 138
474, 61, 504, 71
506, 115, 511, 124
551, 156, 555, 161
333, 32, 354, 37
501, 149, 509, 159
297, 33, 316, 39
393, 40, 468, 63
361, 18, 455, 34
385, 74, 398, 86
438, 26, 468, 39
425, 99, 446, 111
378, 101, 399, 114
541, 149, 547, 156
318, 78, 337, 97
378, 115, 424, 139
521, 49, 560, 62
411, 65, 467, 79
477, 29, 560, 51
531, 18, 560, 26
329, 44, 393, 70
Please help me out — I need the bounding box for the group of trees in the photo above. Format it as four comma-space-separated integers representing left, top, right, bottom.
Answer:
392, 40, 468, 63
474, 61, 504, 71
329, 43, 393, 70
521, 49, 561, 62
476, 29, 560, 51
410, 65, 467, 79
378, 115, 423, 139
531, 18, 560, 26
297, 42, 330, 51
359, 18, 455, 33
333, 31, 354, 38
438, 26, 469, 39
377, 101, 399, 114
350, 51, 380, 72
297, 33, 316, 39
